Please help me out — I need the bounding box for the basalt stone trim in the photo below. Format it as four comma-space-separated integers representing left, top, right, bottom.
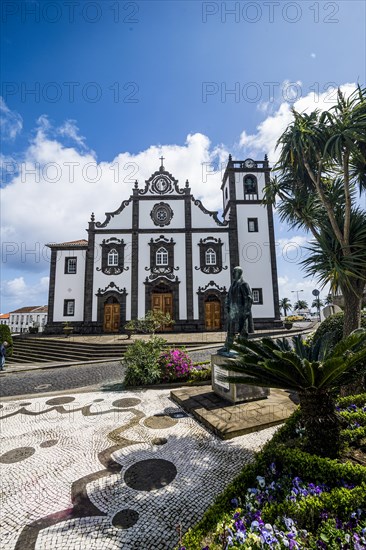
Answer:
83, 221, 96, 323
265, 168, 281, 321
144, 277, 180, 323
197, 287, 227, 331
227, 170, 240, 271
94, 227, 228, 234
97, 290, 127, 331
185, 194, 194, 320
46, 249, 57, 324
131, 197, 139, 319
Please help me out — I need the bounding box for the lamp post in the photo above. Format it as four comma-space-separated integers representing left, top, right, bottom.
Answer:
291, 289, 304, 307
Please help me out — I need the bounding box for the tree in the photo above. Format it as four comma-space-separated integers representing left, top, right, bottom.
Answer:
294, 299, 308, 311
324, 294, 333, 305
221, 331, 366, 458
279, 297, 292, 316
125, 310, 174, 337
265, 86, 366, 337
311, 297, 324, 309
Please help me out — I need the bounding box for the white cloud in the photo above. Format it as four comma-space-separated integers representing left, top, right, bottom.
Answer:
1, 276, 49, 309
0, 97, 23, 140
239, 82, 357, 163
1, 125, 229, 260
58, 120, 88, 149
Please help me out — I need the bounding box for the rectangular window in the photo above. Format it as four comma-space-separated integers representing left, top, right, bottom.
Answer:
65, 257, 77, 274
252, 288, 263, 304
64, 299, 75, 316
248, 218, 258, 232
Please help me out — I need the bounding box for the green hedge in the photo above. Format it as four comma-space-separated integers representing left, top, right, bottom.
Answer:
262, 483, 366, 529
313, 312, 366, 348
0, 325, 13, 357
180, 406, 366, 549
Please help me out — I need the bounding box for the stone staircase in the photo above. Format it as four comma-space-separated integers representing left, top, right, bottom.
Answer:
8, 336, 205, 365
8, 337, 129, 364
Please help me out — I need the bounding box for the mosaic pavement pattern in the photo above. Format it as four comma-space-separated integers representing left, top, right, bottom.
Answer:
0, 389, 278, 549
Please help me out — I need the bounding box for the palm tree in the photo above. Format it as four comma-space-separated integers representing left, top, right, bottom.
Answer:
279, 297, 292, 317
265, 86, 366, 336
221, 330, 366, 458
294, 299, 308, 311
324, 294, 333, 305
311, 297, 324, 309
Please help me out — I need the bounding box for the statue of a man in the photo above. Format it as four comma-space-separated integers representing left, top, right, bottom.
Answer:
221, 266, 254, 353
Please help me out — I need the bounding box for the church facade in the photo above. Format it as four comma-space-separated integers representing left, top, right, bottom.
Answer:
46, 156, 281, 334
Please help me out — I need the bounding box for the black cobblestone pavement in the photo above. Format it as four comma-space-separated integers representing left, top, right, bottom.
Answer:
0, 360, 125, 399
0, 349, 218, 399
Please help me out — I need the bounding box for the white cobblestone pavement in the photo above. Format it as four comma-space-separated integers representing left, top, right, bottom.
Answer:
0, 388, 279, 549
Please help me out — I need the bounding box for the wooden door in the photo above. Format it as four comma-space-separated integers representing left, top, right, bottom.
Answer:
103, 303, 120, 332
205, 299, 221, 331
152, 292, 173, 331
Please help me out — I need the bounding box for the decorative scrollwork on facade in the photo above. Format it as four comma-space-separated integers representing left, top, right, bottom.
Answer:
192, 199, 228, 227
96, 238, 129, 274
145, 265, 179, 281
197, 280, 227, 294
95, 200, 132, 228
96, 282, 127, 296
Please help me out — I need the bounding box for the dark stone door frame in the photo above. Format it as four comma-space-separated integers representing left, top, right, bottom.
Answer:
197, 286, 227, 331
144, 277, 180, 322
96, 289, 127, 332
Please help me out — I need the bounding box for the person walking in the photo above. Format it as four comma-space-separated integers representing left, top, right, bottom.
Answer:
0, 341, 9, 370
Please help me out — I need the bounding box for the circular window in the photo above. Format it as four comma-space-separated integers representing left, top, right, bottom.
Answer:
150, 202, 173, 226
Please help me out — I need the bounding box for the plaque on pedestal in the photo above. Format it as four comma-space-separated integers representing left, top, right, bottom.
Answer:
211, 353, 270, 404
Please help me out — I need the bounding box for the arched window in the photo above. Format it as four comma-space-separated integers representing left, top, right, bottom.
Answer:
244, 175, 258, 197
107, 249, 119, 266
156, 247, 168, 266
205, 248, 216, 265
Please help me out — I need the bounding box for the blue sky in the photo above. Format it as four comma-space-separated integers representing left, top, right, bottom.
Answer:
1, 0, 365, 313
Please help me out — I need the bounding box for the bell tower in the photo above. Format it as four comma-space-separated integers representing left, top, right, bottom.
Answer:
221, 155, 281, 326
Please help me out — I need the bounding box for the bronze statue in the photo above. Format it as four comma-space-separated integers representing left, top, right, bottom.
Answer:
219, 266, 254, 354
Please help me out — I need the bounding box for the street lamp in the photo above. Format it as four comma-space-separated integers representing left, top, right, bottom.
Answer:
291, 289, 304, 304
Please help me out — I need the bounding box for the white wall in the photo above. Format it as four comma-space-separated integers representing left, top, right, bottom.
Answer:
53, 249, 86, 321
97, 200, 132, 230
236, 203, 275, 318
91, 234, 133, 322
138, 199, 185, 229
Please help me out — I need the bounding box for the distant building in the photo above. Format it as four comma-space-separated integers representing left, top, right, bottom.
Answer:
46, 157, 281, 334
0, 313, 10, 326
9, 306, 48, 333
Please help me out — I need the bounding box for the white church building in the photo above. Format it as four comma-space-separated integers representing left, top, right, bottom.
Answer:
46, 156, 281, 334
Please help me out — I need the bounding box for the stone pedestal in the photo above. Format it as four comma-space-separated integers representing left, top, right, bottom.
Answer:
211, 353, 270, 404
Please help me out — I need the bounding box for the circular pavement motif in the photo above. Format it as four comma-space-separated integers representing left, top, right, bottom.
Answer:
152, 437, 167, 446
143, 415, 177, 430
0, 447, 35, 464
112, 509, 139, 529
45, 396, 75, 406
112, 398, 141, 408
124, 459, 177, 491
40, 440, 58, 448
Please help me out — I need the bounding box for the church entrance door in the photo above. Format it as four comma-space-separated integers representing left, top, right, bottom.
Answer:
204, 296, 221, 331
103, 298, 120, 333
152, 292, 173, 331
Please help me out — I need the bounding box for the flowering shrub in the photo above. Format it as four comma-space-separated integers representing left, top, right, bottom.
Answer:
159, 348, 194, 381
192, 464, 366, 549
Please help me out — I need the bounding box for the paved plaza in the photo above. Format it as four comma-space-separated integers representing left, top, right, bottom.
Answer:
0, 388, 278, 549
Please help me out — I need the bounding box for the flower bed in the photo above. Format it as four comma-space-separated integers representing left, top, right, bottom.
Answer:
123, 337, 211, 386
179, 395, 366, 549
